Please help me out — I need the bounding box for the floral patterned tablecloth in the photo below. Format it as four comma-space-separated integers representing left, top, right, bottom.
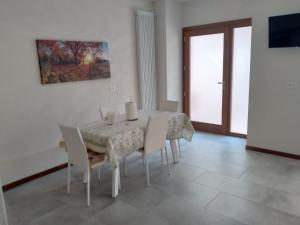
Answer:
80, 112, 194, 168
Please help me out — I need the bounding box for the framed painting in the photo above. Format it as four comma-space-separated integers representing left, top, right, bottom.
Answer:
36, 40, 111, 84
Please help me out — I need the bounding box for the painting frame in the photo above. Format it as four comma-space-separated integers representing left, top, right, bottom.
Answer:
36, 39, 111, 85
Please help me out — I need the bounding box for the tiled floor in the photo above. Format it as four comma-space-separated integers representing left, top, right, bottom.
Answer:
4, 132, 300, 225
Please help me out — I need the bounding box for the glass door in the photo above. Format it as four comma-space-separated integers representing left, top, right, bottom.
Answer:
187, 28, 230, 134
230, 26, 252, 136
183, 18, 252, 137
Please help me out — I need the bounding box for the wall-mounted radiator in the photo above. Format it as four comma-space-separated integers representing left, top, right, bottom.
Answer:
136, 10, 157, 111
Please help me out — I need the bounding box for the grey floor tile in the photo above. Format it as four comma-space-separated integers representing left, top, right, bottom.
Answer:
183, 157, 246, 178
195, 171, 271, 204
119, 185, 171, 212
6, 191, 65, 224
4, 170, 68, 206
29, 202, 93, 225
190, 146, 292, 175
152, 176, 218, 206
207, 193, 300, 225
26, 199, 66, 222
273, 164, 300, 182
51, 178, 112, 205
151, 196, 243, 225
123, 214, 168, 225
4, 131, 300, 225
170, 163, 206, 181
93, 200, 143, 225
29, 180, 115, 225
241, 168, 300, 195
79, 219, 107, 225
6, 205, 28, 225
265, 189, 300, 217
94, 200, 167, 225
195, 171, 300, 217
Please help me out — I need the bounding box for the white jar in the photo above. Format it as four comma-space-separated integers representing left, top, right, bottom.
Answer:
125, 102, 138, 121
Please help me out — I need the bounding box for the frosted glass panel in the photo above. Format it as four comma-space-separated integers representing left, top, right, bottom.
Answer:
230, 26, 252, 134
190, 34, 224, 125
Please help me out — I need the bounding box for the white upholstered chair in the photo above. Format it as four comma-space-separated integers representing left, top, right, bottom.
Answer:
59, 125, 109, 206
99, 106, 120, 121
138, 113, 170, 186
159, 100, 179, 113
159, 100, 182, 157
0, 179, 8, 225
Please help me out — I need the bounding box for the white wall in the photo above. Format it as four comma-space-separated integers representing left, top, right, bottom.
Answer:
165, 0, 183, 110
154, 0, 183, 110
183, 0, 300, 155
154, 0, 168, 103
0, 0, 152, 185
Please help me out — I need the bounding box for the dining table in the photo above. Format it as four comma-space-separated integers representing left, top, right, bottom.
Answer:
60, 111, 195, 197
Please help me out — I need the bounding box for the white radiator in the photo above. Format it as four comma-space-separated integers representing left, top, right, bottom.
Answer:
136, 10, 157, 111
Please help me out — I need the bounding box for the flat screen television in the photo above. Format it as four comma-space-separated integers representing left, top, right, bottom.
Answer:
269, 13, 300, 48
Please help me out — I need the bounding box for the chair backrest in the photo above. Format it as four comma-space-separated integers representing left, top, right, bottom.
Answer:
159, 100, 179, 112
0, 180, 8, 225
99, 106, 120, 121
144, 113, 169, 154
59, 125, 89, 171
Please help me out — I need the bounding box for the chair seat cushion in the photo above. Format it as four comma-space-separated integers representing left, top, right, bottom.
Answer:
87, 149, 106, 165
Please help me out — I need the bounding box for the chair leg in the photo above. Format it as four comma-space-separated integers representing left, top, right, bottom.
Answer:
178, 139, 182, 157
98, 166, 101, 181
160, 149, 163, 165
170, 139, 179, 163
124, 157, 128, 177
112, 166, 120, 198
118, 172, 121, 190
145, 153, 150, 186
67, 162, 71, 194
142, 152, 146, 165
169, 140, 175, 162
83, 172, 88, 184
165, 147, 171, 175
87, 171, 90, 207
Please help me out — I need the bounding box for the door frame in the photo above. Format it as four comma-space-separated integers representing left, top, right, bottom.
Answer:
182, 18, 252, 138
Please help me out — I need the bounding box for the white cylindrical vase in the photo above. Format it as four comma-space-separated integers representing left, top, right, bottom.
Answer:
125, 101, 138, 121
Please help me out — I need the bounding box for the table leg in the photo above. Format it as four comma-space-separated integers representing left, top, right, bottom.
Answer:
170, 140, 179, 163
112, 165, 120, 198
83, 171, 88, 184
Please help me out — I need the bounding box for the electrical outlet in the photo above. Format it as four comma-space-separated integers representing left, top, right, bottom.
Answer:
108, 85, 117, 93
286, 82, 298, 89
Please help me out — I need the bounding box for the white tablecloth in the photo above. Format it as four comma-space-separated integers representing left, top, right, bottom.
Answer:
81, 112, 194, 168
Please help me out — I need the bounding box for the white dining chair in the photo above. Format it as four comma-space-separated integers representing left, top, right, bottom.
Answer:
59, 124, 109, 206
99, 106, 120, 121
159, 100, 179, 112
138, 113, 170, 186
159, 100, 182, 158
0, 179, 8, 225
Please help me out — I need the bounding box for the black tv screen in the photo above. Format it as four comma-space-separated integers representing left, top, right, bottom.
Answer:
269, 13, 300, 48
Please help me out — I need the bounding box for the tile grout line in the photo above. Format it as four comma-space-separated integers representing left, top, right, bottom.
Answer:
214, 191, 300, 220
203, 190, 220, 209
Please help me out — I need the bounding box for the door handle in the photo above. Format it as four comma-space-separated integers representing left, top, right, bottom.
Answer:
218, 81, 226, 92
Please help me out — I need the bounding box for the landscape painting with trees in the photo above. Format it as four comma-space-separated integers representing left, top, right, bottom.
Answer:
36, 40, 110, 84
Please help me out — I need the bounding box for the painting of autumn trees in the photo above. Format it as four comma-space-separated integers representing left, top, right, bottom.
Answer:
36, 40, 110, 84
